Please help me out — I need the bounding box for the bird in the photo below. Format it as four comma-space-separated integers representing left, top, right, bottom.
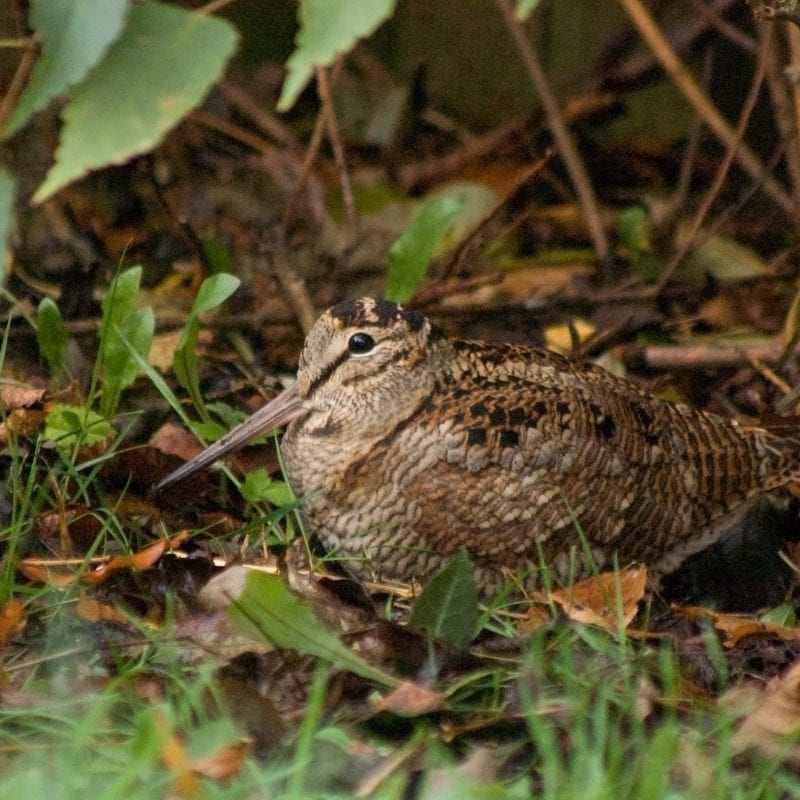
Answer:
155, 297, 800, 594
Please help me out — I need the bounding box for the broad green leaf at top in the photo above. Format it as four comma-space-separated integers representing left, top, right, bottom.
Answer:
278, 0, 397, 111
2, 0, 129, 140
33, 2, 239, 202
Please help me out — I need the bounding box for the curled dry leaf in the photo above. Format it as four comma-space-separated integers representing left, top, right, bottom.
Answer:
0, 597, 25, 646
75, 592, 130, 625
20, 531, 189, 586
677, 606, 800, 648
372, 680, 444, 717
190, 741, 250, 781
520, 564, 647, 634
150, 421, 204, 462
0, 384, 46, 409
733, 660, 800, 764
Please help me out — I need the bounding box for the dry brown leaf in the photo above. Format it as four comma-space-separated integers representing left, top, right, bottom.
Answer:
0, 384, 46, 409
517, 602, 553, 635
0, 597, 25, 646
677, 606, 800, 648
148, 329, 184, 373
373, 680, 444, 716
153, 709, 202, 799
20, 531, 189, 586
544, 318, 596, 355
191, 741, 250, 781
150, 421, 204, 462
75, 593, 130, 625
537, 564, 647, 631
733, 660, 800, 764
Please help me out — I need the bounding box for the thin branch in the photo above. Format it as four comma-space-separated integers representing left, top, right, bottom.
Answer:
0, 33, 39, 130
316, 62, 357, 229
761, 25, 800, 211
219, 81, 298, 148
494, 0, 612, 268
655, 29, 771, 293
619, 0, 794, 216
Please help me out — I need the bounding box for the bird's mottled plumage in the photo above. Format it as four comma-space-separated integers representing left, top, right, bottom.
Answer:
157, 297, 800, 593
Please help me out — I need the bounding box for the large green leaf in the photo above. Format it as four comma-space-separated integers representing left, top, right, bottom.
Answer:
278, 0, 397, 111
173, 272, 240, 421
229, 570, 398, 688
33, 2, 239, 202
408, 551, 479, 649
2, 0, 129, 139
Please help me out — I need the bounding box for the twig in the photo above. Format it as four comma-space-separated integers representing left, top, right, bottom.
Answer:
622, 338, 797, 370
219, 81, 298, 148
761, 25, 800, 211
197, 0, 237, 15
280, 102, 329, 228
686, 0, 759, 53
268, 237, 318, 335
316, 63, 357, 229
619, 0, 794, 215
437, 151, 554, 280
494, 0, 611, 269
654, 29, 771, 293
0, 33, 39, 130
189, 110, 280, 157
281, 60, 344, 228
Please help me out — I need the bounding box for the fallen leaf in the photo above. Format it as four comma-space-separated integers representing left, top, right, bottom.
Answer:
0, 597, 25, 646
545, 564, 646, 631
20, 531, 189, 586
191, 741, 250, 781
677, 606, 800, 648
154, 708, 202, 799
75, 593, 130, 624
150, 421, 204, 461
373, 680, 444, 716
733, 660, 800, 764
0, 384, 46, 409
544, 318, 596, 355
148, 329, 184, 372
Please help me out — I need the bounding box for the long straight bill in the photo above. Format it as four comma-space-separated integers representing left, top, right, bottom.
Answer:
153, 383, 305, 492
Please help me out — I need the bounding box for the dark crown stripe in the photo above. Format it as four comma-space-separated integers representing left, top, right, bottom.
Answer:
330, 298, 426, 332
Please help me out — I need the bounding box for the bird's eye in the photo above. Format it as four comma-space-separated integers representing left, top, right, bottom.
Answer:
348, 332, 375, 354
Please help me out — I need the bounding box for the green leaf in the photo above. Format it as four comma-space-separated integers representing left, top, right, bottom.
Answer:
44, 403, 115, 448
3, 0, 129, 139
408, 551, 479, 649
515, 0, 543, 20
240, 469, 296, 506
278, 0, 397, 112
98, 267, 154, 417
385, 195, 463, 303
760, 603, 796, 628
229, 570, 398, 687
33, 2, 239, 202
173, 273, 240, 421
36, 297, 69, 379
0, 169, 15, 283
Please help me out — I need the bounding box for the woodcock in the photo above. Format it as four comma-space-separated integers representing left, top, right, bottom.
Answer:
156, 297, 800, 593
